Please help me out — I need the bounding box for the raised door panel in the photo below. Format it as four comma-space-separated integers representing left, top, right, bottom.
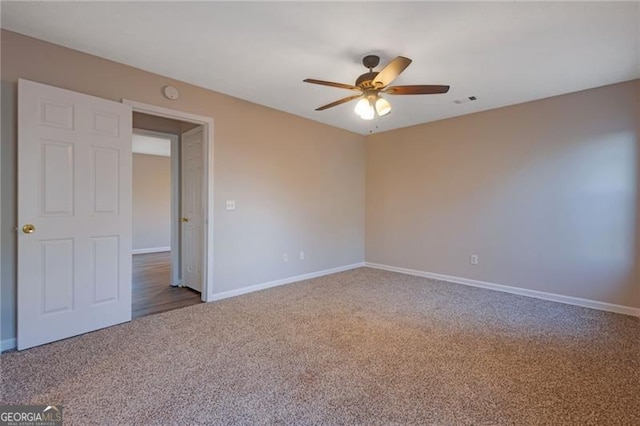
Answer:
40, 239, 75, 314
92, 111, 120, 137
91, 236, 120, 304
92, 147, 120, 214
41, 140, 74, 216
39, 100, 74, 130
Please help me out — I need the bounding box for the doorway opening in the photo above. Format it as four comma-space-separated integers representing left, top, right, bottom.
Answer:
124, 99, 214, 307
130, 111, 208, 319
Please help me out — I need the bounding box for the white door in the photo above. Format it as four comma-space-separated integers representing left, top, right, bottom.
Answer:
17, 79, 132, 350
180, 126, 204, 292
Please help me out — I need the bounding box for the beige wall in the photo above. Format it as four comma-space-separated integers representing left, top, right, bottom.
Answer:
367, 80, 640, 308
132, 154, 171, 251
0, 30, 366, 342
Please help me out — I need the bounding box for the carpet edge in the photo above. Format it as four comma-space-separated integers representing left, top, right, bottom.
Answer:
364, 262, 640, 317
209, 262, 366, 302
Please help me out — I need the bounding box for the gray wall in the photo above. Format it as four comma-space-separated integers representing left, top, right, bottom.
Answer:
132, 154, 171, 251
366, 80, 640, 308
1, 30, 366, 342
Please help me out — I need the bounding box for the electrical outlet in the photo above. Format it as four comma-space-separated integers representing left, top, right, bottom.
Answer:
283, 254, 288, 263
299, 251, 305, 260
226, 200, 236, 210
470, 254, 479, 265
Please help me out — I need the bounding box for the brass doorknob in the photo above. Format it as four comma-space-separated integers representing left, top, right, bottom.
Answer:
181, 217, 189, 223
22, 224, 35, 234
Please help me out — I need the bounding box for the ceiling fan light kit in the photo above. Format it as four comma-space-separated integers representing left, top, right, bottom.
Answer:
304, 54, 450, 120
354, 98, 374, 119
354, 94, 391, 120
375, 97, 391, 116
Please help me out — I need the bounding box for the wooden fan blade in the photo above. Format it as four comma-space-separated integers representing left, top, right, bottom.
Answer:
384, 85, 450, 95
372, 56, 412, 87
315, 95, 362, 111
303, 79, 360, 91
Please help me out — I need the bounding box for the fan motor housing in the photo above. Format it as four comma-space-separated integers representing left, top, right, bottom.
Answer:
356, 72, 379, 88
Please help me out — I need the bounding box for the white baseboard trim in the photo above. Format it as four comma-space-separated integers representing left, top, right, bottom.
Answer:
210, 262, 365, 302
132, 246, 170, 255
365, 262, 640, 317
1, 338, 16, 352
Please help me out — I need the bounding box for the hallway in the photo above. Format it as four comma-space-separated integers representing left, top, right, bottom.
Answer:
132, 252, 201, 319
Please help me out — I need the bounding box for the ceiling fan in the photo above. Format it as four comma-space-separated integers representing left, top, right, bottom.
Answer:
304, 55, 450, 120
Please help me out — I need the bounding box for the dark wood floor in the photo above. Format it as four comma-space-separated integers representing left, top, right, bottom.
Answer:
132, 252, 202, 319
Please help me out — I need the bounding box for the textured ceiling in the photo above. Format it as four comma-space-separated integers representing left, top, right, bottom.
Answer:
2, 1, 639, 135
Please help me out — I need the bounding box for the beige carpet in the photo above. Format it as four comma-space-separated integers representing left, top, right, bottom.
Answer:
1, 268, 639, 425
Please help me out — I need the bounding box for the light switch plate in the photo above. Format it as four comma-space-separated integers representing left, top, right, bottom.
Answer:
226, 200, 236, 210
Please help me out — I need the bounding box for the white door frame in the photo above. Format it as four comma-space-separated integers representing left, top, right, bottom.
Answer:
132, 128, 181, 286
124, 99, 214, 302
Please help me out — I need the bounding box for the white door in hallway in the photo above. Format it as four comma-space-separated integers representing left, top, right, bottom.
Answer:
180, 126, 204, 292
17, 79, 133, 350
